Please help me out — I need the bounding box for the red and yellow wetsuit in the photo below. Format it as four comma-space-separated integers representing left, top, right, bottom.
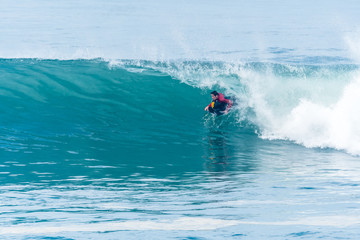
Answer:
207, 93, 233, 115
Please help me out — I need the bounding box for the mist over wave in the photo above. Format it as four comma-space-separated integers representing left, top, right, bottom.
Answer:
1, 0, 359, 63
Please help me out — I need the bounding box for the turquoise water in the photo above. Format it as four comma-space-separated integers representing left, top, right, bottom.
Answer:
1, 59, 360, 240
1, 1, 360, 239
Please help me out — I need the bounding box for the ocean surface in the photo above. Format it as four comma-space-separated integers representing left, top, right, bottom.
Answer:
1, 1, 360, 240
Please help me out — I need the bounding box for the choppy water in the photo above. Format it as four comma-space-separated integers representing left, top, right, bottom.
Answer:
1, 1, 360, 239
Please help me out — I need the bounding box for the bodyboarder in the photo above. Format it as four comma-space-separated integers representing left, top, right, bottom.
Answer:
204, 91, 233, 115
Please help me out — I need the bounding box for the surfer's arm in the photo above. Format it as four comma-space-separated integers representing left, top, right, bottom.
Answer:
204, 103, 212, 111
222, 99, 233, 114
219, 94, 233, 112
219, 94, 232, 106
225, 99, 233, 110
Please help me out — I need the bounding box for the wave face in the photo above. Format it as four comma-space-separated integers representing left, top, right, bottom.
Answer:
0, 59, 359, 158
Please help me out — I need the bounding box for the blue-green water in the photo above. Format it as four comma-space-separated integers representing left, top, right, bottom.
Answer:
0, 59, 360, 240
2, 0, 360, 239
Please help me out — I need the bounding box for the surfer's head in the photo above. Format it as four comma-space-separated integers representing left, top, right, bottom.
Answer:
211, 91, 219, 101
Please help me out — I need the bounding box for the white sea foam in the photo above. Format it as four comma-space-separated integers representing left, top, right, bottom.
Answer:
259, 72, 360, 155
1, 215, 359, 235
0, 217, 239, 234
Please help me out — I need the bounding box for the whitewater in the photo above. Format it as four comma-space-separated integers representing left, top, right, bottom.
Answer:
1, 0, 360, 240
